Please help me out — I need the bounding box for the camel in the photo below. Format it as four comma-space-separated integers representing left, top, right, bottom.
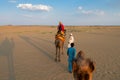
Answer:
55, 30, 66, 62
55, 38, 64, 62
72, 50, 95, 80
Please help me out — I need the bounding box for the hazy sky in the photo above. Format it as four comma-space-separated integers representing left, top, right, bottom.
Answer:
0, 0, 120, 25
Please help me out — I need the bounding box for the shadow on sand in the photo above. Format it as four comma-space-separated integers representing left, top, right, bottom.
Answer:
29, 34, 68, 49
0, 37, 15, 80
19, 35, 67, 71
19, 35, 54, 60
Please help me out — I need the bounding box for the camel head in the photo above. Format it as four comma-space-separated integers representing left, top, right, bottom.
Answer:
76, 50, 85, 60
73, 51, 95, 80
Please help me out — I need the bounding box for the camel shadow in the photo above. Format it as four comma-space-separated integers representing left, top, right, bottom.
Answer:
19, 35, 67, 71
31, 35, 68, 49
0, 37, 15, 80
19, 35, 54, 60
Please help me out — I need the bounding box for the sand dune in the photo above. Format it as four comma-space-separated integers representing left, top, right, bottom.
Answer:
0, 26, 120, 80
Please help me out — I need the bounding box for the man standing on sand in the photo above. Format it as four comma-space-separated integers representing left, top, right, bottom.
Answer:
67, 43, 76, 73
68, 33, 74, 48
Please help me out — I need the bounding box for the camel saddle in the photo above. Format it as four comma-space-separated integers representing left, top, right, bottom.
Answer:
55, 31, 65, 42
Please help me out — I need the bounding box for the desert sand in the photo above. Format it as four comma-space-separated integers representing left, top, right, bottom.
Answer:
0, 25, 120, 80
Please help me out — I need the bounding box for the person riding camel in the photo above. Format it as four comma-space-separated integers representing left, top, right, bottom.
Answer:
57, 21, 65, 35
55, 21, 65, 42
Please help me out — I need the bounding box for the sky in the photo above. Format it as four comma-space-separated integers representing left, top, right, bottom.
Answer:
0, 0, 120, 25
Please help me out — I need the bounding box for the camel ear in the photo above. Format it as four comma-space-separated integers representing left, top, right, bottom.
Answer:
72, 61, 77, 72
89, 61, 95, 72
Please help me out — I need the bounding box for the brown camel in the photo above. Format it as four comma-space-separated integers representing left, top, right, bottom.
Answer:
72, 50, 95, 80
55, 30, 66, 62
55, 38, 64, 62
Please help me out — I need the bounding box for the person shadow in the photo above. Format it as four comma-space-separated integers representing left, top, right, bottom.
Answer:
0, 37, 15, 80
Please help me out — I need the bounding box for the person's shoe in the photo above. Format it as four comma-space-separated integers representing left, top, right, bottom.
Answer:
69, 71, 72, 73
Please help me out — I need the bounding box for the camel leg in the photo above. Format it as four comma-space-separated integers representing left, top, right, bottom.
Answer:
58, 47, 61, 62
55, 47, 58, 61
62, 42, 64, 55
62, 45, 63, 55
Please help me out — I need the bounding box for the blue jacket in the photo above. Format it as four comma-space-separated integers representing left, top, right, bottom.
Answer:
67, 47, 76, 61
